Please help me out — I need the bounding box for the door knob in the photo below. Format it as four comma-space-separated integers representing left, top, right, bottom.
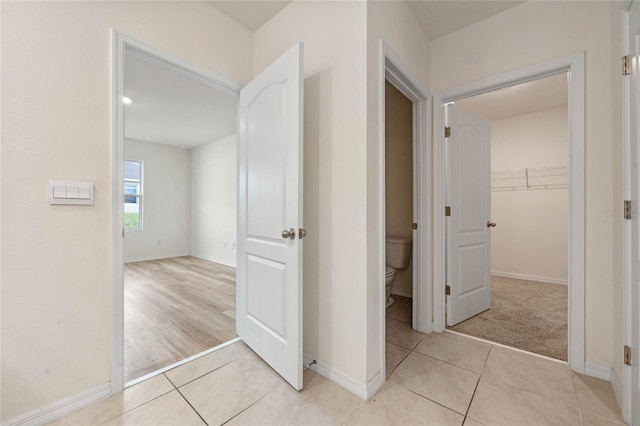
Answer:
487, 221, 497, 228
282, 228, 296, 239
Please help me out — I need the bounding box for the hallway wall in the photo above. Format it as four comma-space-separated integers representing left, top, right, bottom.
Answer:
431, 0, 617, 370
0, 2, 253, 421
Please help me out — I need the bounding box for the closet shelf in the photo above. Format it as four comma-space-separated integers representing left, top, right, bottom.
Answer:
491, 166, 568, 191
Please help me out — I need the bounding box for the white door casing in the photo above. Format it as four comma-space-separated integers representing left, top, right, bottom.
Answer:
237, 43, 304, 390
446, 105, 492, 326
624, 1, 640, 422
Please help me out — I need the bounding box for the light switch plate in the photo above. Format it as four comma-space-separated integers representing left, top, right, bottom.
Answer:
49, 180, 94, 205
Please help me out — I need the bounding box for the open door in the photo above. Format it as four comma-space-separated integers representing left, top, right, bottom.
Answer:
625, 1, 640, 421
446, 105, 492, 326
237, 43, 304, 390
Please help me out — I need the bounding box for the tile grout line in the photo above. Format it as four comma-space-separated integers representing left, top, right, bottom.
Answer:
97, 386, 177, 424
175, 386, 210, 426
461, 344, 492, 424
163, 372, 178, 389
411, 347, 487, 375
402, 387, 468, 417
385, 344, 414, 379
169, 355, 245, 389
462, 371, 482, 421
221, 383, 286, 425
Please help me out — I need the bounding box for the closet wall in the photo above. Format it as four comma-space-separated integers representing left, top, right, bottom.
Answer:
491, 106, 568, 284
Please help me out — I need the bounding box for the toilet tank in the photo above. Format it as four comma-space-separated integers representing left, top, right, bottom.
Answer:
386, 236, 412, 269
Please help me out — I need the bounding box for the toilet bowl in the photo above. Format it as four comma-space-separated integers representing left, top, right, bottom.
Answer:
385, 236, 412, 308
385, 266, 397, 308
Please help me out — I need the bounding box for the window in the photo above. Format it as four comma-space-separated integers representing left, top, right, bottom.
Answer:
124, 160, 143, 230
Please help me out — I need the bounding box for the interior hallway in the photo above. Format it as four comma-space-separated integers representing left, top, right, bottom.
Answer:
52, 296, 624, 425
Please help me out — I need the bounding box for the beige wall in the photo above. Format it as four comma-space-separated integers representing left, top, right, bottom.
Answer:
254, 0, 370, 383
489, 107, 569, 283
124, 139, 191, 262
0, 1, 253, 421
431, 1, 617, 368
191, 134, 237, 267
367, 0, 430, 380
385, 81, 413, 297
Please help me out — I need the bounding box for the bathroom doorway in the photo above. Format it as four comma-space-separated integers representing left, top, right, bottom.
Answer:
378, 44, 431, 384
384, 80, 414, 324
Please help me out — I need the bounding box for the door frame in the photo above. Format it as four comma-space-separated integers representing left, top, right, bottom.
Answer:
110, 30, 241, 394
432, 53, 586, 373
621, 1, 636, 422
377, 40, 431, 383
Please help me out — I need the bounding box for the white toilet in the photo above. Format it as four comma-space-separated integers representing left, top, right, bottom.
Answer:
385, 236, 412, 308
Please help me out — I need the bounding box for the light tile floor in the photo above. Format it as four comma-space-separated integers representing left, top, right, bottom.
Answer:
51, 300, 625, 426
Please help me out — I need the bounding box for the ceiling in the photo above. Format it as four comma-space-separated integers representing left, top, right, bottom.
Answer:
206, 1, 291, 31
454, 73, 568, 121
124, 50, 237, 149
205, 1, 524, 39
405, 1, 525, 40
123, 1, 532, 149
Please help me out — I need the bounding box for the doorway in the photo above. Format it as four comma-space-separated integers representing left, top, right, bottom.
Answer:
120, 45, 240, 385
378, 41, 431, 387
444, 74, 570, 361
433, 53, 586, 373
112, 33, 306, 395
384, 79, 416, 358
111, 33, 243, 391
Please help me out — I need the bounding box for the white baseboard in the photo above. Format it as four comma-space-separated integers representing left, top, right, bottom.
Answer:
584, 362, 612, 381
4, 383, 110, 426
365, 371, 384, 400
123, 253, 236, 268
303, 354, 381, 400
190, 254, 236, 268
491, 271, 568, 285
124, 252, 190, 263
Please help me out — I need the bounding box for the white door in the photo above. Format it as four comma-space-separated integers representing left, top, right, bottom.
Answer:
446, 105, 492, 326
237, 43, 304, 390
626, 1, 640, 421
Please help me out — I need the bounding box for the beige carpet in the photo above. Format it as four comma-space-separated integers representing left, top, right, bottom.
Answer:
448, 276, 567, 360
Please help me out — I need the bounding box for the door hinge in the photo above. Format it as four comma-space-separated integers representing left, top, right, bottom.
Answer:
444, 126, 451, 138
624, 345, 632, 365
122, 228, 125, 238
625, 200, 633, 220
445, 285, 451, 296
412, 223, 418, 230
623, 55, 632, 75
445, 206, 451, 216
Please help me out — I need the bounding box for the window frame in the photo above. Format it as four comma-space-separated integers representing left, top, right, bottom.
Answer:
124, 159, 143, 231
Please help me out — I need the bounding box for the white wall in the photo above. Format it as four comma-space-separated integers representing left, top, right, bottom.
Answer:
431, 0, 617, 369
490, 107, 568, 284
254, 0, 370, 384
367, 1, 430, 381
385, 81, 413, 297
191, 134, 237, 267
124, 139, 191, 262
0, 1, 253, 421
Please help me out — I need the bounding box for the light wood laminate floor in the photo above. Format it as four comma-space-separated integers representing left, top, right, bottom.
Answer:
124, 256, 236, 382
